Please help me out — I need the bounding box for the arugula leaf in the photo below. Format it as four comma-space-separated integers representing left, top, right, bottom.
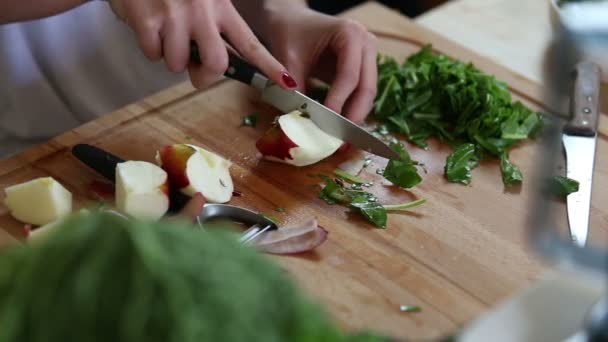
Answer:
374, 45, 543, 186
241, 113, 258, 127
547, 176, 579, 196
445, 143, 480, 185
500, 153, 523, 186
383, 142, 422, 189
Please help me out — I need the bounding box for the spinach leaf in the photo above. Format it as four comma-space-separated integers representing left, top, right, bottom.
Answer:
500, 153, 523, 186
374, 45, 543, 186
317, 176, 425, 228
547, 176, 580, 196
383, 142, 422, 189
445, 143, 480, 185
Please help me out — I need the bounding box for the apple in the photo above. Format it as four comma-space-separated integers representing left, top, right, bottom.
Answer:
3, 177, 72, 226
115, 160, 169, 220
155, 144, 233, 203
256, 110, 344, 167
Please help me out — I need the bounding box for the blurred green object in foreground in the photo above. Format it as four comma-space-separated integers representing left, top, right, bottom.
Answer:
0, 211, 387, 342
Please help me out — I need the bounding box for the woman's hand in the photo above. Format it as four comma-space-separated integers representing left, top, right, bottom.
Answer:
262, 7, 379, 123
107, 0, 298, 90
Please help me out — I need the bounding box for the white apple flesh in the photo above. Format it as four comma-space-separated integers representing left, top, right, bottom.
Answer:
3, 177, 72, 226
155, 144, 233, 203
256, 110, 344, 167
115, 161, 169, 221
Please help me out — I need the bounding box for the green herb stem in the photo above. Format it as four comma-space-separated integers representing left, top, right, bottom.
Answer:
383, 199, 426, 211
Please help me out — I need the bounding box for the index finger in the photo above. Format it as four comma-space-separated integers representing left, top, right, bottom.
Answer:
219, 5, 297, 90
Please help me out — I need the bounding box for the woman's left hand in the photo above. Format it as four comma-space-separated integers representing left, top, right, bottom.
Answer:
262, 8, 379, 123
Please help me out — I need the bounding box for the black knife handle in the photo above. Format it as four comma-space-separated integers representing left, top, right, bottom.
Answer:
72, 144, 189, 213
564, 61, 601, 137
72, 144, 123, 182
189, 41, 261, 86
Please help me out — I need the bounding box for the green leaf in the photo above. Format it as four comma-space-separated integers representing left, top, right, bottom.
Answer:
383, 142, 422, 189
373, 46, 543, 187
241, 113, 258, 127
547, 176, 579, 196
350, 195, 387, 229
445, 143, 480, 185
334, 169, 367, 185
317, 174, 424, 229
500, 153, 523, 186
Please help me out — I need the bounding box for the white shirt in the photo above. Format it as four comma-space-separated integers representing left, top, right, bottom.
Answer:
0, 2, 188, 158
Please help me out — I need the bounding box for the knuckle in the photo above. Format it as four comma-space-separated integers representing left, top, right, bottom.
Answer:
360, 85, 378, 98
367, 32, 379, 47
341, 19, 367, 37
203, 51, 228, 74
241, 35, 262, 57
141, 16, 162, 33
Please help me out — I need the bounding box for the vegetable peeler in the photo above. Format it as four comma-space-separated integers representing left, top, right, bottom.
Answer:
71, 144, 277, 244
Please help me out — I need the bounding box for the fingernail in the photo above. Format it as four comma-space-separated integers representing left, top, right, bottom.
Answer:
281, 72, 298, 89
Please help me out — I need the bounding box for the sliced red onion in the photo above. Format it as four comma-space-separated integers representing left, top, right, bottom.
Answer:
252, 219, 328, 255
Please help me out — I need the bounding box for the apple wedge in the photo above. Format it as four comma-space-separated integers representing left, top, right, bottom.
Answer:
155, 144, 233, 203
256, 110, 344, 167
115, 161, 169, 220
3, 177, 72, 226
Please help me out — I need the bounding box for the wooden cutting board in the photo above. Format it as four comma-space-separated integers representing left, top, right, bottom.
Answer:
1, 3, 607, 340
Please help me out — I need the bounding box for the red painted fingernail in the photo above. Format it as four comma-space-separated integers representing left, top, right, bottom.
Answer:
281, 72, 298, 89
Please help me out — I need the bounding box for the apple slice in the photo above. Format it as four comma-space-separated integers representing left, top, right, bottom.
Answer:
256, 110, 344, 167
155, 144, 233, 203
115, 161, 169, 220
3, 177, 72, 226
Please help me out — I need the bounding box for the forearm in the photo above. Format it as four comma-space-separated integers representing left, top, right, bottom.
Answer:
0, 0, 86, 24
232, 0, 308, 41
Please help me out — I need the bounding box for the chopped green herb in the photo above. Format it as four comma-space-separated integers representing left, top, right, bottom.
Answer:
500, 153, 523, 186
374, 45, 543, 186
275, 207, 285, 213
319, 176, 424, 228
547, 176, 579, 196
399, 305, 422, 313
241, 113, 258, 127
185, 134, 193, 140
384, 199, 426, 211
334, 169, 368, 185
383, 142, 422, 189
445, 143, 480, 185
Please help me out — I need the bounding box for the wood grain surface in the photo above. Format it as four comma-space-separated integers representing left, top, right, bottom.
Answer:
1, 2, 607, 340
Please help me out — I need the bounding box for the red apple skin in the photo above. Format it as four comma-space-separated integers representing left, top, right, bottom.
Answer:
87, 181, 115, 201
334, 142, 352, 155
255, 126, 299, 161
158, 145, 194, 189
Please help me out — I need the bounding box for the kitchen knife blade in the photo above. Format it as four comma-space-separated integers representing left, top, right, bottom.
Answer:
562, 61, 601, 247
190, 43, 401, 161
259, 83, 401, 160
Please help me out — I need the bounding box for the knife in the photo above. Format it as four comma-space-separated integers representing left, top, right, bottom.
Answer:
562, 61, 601, 247
190, 43, 401, 161
71, 144, 190, 213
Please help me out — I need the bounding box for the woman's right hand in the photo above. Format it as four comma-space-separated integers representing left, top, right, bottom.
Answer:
107, 0, 298, 90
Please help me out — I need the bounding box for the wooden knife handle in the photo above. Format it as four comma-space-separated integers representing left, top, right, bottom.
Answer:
564, 61, 602, 137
